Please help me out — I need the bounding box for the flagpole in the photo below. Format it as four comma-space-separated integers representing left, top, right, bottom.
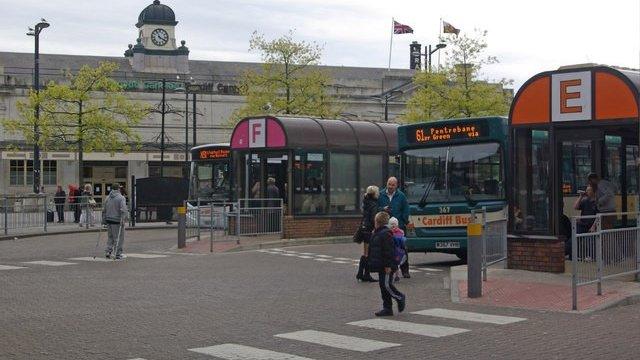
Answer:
438, 17, 442, 69
388, 17, 394, 71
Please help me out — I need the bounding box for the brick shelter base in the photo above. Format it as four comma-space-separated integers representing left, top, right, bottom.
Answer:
228, 215, 361, 239
283, 216, 361, 239
508, 235, 565, 273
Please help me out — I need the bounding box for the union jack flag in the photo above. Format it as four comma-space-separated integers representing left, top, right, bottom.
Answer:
393, 20, 413, 34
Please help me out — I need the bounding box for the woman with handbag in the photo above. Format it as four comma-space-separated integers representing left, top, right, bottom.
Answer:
355, 185, 379, 282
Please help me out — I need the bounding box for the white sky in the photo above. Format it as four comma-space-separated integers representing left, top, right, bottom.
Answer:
1, 0, 638, 91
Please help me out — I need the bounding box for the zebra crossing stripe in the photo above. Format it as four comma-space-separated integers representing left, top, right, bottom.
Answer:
416, 267, 443, 272
125, 253, 168, 259
189, 343, 313, 359
68, 257, 112, 262
21, 261, 76, 266
347, 319, 469, 338
330, 261, 349, 264
275, 330, 400, 352
315, 255, 332, 258
412, 308, 526, 325
296, 256, 314, 259
313, 258, 330, 262
0, 265, 26, 270
333, 257, 352, 261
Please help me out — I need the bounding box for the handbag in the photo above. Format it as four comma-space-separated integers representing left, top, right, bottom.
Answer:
88, 198, 97, 207
353, 224, 370, 244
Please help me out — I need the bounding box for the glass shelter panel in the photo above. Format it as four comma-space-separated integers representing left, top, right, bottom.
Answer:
513, 129, 550, 232
293, 152, 326, 214
329, 153, 358, 213
360, 154, 383, 195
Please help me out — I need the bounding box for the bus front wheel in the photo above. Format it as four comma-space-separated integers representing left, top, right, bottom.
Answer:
455, 251, 467, 264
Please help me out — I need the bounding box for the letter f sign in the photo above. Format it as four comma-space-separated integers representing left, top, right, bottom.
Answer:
249, 119, 266, 148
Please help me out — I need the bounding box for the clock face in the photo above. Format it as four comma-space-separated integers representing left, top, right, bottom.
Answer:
151, 28, 169, 46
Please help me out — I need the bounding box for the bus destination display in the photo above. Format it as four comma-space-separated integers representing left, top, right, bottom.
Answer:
409, 122, 488, 144
196, 148, 230, 160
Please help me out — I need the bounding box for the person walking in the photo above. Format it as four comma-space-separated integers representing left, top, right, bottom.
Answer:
378, 177, 411, 278
355, 185, 379, 282
54, 185, 66, 223
102, 183, 128, 259
367, 211, 406, 317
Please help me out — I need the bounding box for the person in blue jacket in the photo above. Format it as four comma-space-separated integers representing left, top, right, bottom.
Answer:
378, 177, 411, 278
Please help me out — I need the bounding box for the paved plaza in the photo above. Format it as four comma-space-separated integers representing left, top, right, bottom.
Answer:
1, 230, 639, 359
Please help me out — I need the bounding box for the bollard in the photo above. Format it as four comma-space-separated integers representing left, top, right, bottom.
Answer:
467, 221, 483, 298
4, 197, 8, 235
209, 203, 214, 253
177, 206, 186, 249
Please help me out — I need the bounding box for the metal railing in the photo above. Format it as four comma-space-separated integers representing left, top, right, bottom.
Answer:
235, 198, 283, 236
184, 198, 283, 251
471, 206, 508, 281
571, 212, 640, 310
0, 195, 107, 235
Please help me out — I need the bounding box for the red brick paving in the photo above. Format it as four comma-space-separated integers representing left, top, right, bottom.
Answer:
458, 278, 630, 312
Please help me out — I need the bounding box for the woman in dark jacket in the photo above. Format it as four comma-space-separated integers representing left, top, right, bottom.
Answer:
356, 185, 379, 282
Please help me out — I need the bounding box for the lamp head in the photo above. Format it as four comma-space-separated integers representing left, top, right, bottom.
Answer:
436, 43, 446, 49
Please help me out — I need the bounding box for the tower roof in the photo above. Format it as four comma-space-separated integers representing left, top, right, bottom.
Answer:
136, 0, 178, 28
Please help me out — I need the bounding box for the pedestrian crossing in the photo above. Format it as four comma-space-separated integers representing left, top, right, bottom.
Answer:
0, 253, 170, 272
256, 248, 443, 275
181, 307, 527, 359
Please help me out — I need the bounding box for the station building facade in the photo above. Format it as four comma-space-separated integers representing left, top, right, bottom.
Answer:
0, 0, 416, 199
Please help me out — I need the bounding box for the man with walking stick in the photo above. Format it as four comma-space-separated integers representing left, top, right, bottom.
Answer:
102, 183, 128, 259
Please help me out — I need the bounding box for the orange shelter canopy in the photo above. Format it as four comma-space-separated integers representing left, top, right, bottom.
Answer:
510, 65, 639, 125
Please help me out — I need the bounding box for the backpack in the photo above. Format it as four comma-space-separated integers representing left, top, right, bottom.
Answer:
392, 234, 406, 266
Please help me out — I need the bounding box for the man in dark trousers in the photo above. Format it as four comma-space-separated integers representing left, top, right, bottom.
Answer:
368, 211, 406, 316
54, 185, 66, 223
378, 176, 411, 277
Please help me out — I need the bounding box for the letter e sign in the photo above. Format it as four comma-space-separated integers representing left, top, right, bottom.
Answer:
249, 119, 266, 148
552, 71, 591, 122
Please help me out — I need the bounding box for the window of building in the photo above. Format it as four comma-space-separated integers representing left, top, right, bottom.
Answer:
42, 161, 57, 185
25, 160, 34, 186
329, 153, 357, 213
10, 160, 24, 186
293, 152, 326, 215
9, 160, 50, 187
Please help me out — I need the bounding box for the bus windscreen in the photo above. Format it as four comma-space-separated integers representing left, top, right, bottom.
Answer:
404, 142, 503, 204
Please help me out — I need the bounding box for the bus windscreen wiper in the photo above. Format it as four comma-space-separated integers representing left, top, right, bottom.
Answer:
418, 176, 436, 208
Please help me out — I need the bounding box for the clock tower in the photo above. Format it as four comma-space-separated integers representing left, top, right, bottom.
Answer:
124, 0, 189, 73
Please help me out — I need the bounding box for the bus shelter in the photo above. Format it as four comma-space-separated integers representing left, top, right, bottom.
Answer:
229, 116, 399, 238
509, 65, 639, 272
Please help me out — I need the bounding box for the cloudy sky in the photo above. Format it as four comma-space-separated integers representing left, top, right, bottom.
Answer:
1, 0, 638, 91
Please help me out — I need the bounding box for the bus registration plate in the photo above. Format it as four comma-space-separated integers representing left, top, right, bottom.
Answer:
436, 241, 460, 249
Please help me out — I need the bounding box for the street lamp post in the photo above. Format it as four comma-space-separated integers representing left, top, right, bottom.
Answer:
160, 78, 166, 178
176, 75, 194, 175
27, 19, 49, 194
427, 43, 447, 72
372, 90, 403, 122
